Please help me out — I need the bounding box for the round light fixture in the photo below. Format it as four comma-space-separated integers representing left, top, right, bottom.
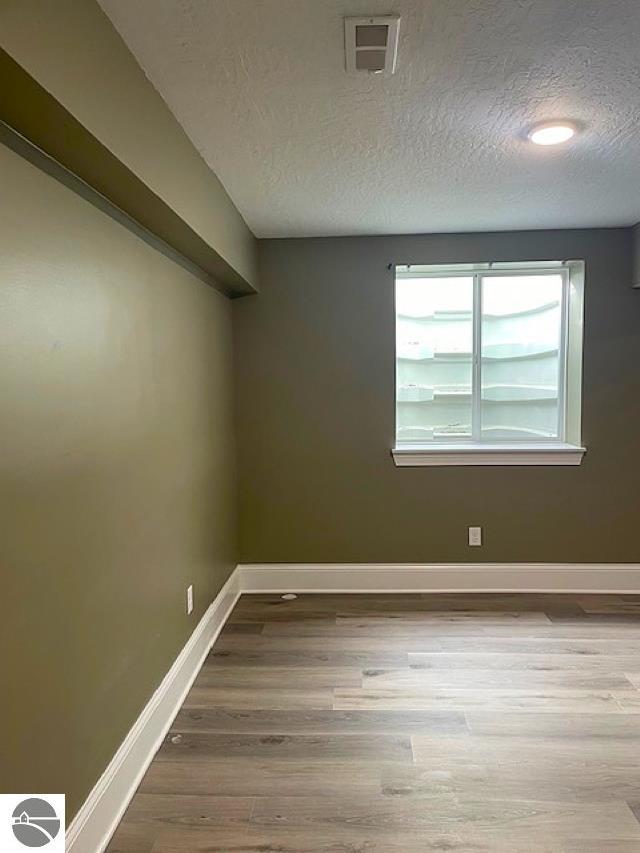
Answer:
528, 121, 576, 146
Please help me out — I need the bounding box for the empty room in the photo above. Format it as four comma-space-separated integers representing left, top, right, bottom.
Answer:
3, 1, 640, 851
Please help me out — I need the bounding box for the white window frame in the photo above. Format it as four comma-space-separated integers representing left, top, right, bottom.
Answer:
392, 260, 586, 467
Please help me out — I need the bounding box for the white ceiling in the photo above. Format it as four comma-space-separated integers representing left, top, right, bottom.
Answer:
99, 0, 640, 238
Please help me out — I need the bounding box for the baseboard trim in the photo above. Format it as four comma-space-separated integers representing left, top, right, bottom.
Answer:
239, 562, 640, 594
66, 567, 241, 853
67, 560, 640, 851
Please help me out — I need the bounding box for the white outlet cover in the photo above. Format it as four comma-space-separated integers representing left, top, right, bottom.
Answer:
186, 584, 194, 614
468, 527, 482, 546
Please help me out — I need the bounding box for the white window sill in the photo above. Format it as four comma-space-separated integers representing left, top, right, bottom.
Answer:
392, 442, 586, 467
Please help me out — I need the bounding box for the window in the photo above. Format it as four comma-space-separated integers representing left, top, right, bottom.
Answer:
393, 261, 585, 466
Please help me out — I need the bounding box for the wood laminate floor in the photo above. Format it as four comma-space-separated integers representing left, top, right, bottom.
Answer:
107, 593, 640, 852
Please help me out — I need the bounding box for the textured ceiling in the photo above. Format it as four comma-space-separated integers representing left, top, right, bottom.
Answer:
99, 0, 640, 238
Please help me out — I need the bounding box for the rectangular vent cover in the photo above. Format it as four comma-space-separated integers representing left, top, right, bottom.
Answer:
344, 15, 400, 75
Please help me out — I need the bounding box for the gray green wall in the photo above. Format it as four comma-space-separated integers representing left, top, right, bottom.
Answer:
235, 228, 639, 564
632, 222, 640, 288
1, 143, 237, 817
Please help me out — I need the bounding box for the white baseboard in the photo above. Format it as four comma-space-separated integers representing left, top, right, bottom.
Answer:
239, 562, 640, 594
67, 560, 640, 852
66, 567, 241, 853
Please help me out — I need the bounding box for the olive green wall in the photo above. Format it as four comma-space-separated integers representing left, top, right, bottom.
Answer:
235, 228, 639, 564
0, 0, 258, 289
1, 143, 237, 817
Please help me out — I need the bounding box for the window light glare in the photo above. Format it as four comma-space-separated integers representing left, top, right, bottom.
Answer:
528, 122, 576, 146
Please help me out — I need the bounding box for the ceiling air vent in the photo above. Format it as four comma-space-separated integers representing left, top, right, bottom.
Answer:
344, 15, 400, 75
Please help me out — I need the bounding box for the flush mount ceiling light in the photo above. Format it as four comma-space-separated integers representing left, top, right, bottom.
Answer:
528, 121, 577, 146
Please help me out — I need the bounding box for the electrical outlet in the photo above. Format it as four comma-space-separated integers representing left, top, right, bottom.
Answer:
186, 584, 194, 615
468, 526, 482, 546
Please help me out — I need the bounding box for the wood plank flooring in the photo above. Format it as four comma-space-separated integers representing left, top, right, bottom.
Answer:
107, 593, 640, 852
